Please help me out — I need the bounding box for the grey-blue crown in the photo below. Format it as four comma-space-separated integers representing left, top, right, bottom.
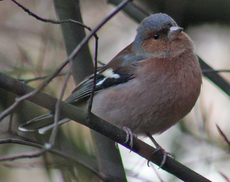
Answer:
136, 13, 177, 39
133, 13, 178, 57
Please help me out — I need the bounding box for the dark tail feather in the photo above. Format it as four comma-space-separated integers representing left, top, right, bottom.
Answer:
18, 113, 70, 134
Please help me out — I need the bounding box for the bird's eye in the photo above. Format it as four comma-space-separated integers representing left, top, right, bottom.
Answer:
153, 34, 159, 40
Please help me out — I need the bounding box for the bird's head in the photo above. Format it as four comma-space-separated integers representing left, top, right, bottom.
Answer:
133, 13, 193, 58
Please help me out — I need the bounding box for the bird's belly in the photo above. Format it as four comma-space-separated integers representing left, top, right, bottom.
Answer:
91, 80, 199, 135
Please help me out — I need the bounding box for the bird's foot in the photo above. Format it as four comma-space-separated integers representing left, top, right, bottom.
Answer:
123, 126, 137, 149
146, 132, 174, 168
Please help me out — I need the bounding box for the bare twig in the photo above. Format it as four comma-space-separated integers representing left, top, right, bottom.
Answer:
219, 171, 230, 182
202, 69, 230, 73
0, 149, 46, 162
11, 0, 92, 32
18, 73, 67, 84
87, 34, 99, 112
49, 64, 73, 145
216, 124, 230, 147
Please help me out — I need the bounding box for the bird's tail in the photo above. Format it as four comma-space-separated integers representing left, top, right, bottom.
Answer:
18, 113, 70, 134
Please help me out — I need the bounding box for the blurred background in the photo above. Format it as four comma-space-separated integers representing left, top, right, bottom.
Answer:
0, 0, 230, 181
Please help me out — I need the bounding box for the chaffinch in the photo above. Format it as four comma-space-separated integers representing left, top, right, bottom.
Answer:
19, 14, 202, 146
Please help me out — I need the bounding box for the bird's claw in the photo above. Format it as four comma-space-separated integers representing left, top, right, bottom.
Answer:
146, 132, 174, 168
152, 146, 174, 168
123, 126, 137, 149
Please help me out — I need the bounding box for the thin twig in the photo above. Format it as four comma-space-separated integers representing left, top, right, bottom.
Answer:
49, 64, 73, 145
87, 34, 99, 112
216, 124, 230, 147
219, 171, 230, 182
18, 73, 67, 84
202, 69, 230, 73
0, 139, 50, 162
11, 0, 92, 32
0, 149, 46, 162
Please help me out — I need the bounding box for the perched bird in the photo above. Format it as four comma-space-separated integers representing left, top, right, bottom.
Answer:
19, 13, 202, 159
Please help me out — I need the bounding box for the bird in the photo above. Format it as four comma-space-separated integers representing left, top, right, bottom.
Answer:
19, 13, 202, 164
